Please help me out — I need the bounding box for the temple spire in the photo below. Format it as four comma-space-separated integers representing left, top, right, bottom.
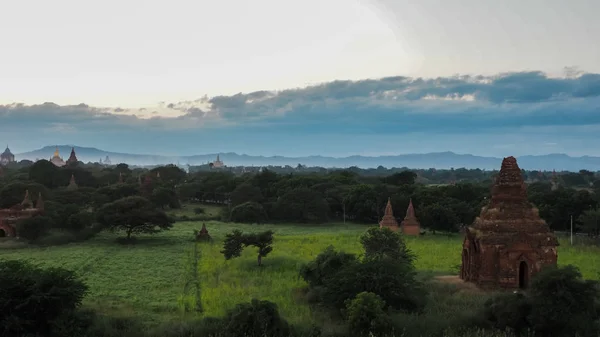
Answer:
400, 198, 420, 236
406, 199, 415, 218
35, 192, 44, 210
379, 196, 399, 232
67, 174, 78, 190
21, 190, 33, 208
384, 197, 393, 216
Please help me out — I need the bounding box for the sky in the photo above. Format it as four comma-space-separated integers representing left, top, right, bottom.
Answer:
1, 0, 599, 157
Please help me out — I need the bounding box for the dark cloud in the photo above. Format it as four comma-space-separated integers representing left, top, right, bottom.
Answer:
2, 70, 600, 156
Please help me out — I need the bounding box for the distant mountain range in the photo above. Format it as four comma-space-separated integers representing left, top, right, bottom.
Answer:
13, 145, 600, 171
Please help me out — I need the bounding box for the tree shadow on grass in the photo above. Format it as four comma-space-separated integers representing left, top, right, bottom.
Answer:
113, 235, 179, 247
233, 255, 306, 273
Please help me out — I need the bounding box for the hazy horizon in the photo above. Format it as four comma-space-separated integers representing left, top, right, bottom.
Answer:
1, 0, 599, 157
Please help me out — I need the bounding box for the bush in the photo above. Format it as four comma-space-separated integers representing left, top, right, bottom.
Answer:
360, 227, 415, 263
344, 292, 393, 337
222, 299, 291, 337
194, 207, 206, 214
483, 292, 531, 335
322, 258, 427, 313
481, 265, 600, 337
299, 245, 358, 288
16, 215, 54, 241
66, 211, 96, 232
0, 259, 88, 337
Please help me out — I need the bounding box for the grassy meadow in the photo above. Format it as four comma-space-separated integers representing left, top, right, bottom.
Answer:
1, 204, 600, 331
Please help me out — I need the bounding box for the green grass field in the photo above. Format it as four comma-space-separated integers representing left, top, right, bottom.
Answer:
1, 215, 599, 329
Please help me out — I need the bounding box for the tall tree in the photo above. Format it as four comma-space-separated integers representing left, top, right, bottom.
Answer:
96, 196, 173, 240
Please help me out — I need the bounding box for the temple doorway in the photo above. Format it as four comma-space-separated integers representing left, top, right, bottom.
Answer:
0, 228, 5, 237
462, 249, 469, 279
518, 261, 529, 289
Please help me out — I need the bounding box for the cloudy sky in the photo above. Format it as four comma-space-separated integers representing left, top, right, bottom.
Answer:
1, 0, 599, 157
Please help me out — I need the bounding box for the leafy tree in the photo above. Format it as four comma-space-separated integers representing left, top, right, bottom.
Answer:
230, 201, 268, 224
384, 170, 417, 186
93, 183, 140, 206
244, 230, 274, 266
50, 188, 95, 207
151, 187, 181, 209
344, 184, 379, 223
0, 259, 88, 337
66, 211, 96, 232
272, 187, 329, 223
230, 183, 264, 207
28, 159, 60, 188
360, 227, 415, 263
221, 229, 245, 260
16, 216, 54, 241
344, 292, 393, 337
578, 208, 600, 237
44, 202, 81, 229
420, 202, 460, 233
221, 230, 274, 266
96, 196, 174, 240
0, 181, 49, 208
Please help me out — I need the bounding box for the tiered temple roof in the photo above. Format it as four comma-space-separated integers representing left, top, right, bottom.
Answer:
469, 156, 558, 243
0, 145, 15, 165
66, 147, 78, 165
379, 197, 399, 231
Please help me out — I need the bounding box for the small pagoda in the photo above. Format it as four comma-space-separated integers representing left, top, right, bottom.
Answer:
379, 198, 399, 232
460, 156, 559, 290
67, 174, 78, 190
195, 223, 212, 242
400, 199, 421, 236
0, 190, 45, 237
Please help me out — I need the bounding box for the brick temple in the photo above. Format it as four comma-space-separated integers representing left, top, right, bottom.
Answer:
379, 198, 399, 232
401, 199, 421, 236
460, 156, 559, 289
0, 190, 45, 237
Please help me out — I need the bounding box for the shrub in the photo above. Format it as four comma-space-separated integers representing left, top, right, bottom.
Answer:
299, 245, 358, 288
222, 299, 291, 337
344, 292, 393, 337
481, 265, 600, 337
360, 227, 415, 263
193, 207, 206, 214
16, 215, 53, 241
322, 258, 427, 313
0, 259, 88, 337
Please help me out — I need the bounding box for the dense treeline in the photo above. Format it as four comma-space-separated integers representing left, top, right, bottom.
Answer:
1, 160, 600, 238
180, 169, 600, 235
